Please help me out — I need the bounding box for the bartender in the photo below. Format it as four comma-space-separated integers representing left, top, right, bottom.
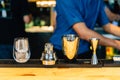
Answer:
50, 0, 120, 59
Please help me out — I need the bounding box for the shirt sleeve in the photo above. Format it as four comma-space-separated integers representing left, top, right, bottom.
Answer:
56, 0, 84, 27
97, 0, 109, 26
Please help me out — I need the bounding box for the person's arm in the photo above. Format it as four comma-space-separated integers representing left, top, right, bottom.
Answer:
73, 22, 120, 50
103, 23, 120, 36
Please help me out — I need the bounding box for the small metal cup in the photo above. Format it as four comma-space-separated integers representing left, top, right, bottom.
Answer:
62, 34, 79, 61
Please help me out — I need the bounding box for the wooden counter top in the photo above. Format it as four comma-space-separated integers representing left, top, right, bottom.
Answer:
0, 59, 120, 80
0, 67, 120, 80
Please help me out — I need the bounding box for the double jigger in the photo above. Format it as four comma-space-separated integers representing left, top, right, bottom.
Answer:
90, 38, 99, 65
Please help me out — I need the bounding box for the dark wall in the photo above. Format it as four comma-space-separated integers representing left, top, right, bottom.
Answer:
27, 33, 53, 59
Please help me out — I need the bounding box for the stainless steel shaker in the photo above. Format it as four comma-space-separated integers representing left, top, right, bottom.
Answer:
40, 43, 57, 65
62, 34, 79, 61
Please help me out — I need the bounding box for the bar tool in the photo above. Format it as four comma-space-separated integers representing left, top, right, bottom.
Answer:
40, 43, 57, 65
90, 38, 99, 65
62, 34, 79, 62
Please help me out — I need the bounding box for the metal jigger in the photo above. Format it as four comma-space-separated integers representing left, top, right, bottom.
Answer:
90, 38, 99, 65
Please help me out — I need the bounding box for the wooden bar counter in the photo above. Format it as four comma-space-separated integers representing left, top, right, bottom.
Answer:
0, 59, 120, 80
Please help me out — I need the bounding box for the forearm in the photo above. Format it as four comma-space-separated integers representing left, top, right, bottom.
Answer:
73, 22, 119, 49
103, 23, 120, 37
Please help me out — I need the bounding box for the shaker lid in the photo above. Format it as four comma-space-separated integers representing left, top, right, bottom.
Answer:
44, 43, 53, 53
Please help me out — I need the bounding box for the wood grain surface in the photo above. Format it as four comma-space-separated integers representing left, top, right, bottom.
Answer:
0, 67, 120, 80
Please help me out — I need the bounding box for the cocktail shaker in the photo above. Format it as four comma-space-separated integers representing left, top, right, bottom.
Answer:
62, 34, 79, 61
40, 43, 57, 65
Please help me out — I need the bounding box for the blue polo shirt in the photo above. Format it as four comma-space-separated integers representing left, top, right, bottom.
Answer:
50, 0, 109, 54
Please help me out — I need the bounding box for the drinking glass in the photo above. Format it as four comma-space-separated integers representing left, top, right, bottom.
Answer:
13, 37, 31, 63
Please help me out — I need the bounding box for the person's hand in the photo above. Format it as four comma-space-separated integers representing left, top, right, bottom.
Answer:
114, 40, 120, 50
23, 14, 32, 24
